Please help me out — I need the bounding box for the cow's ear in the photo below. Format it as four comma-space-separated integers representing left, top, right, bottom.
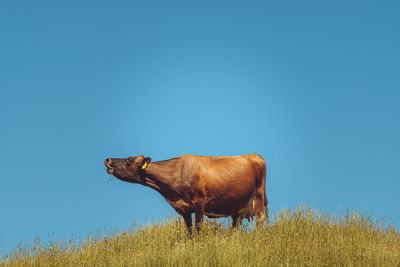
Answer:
141, 157, 152, 170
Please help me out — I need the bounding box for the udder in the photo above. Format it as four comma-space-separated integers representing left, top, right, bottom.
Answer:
237, 197, 255, 221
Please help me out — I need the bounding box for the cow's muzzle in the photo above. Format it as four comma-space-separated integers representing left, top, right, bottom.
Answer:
105, 158, 114, 174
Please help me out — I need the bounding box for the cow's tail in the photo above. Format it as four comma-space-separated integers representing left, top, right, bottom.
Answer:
264, 166, 269, 223
264, 188, 269, 223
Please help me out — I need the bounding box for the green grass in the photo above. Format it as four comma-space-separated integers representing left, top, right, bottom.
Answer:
2, 206, 400, 266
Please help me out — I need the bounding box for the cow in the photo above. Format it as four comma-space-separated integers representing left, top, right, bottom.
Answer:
105, 154, 268, 232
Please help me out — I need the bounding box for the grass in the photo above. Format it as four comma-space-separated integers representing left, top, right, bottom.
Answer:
1, 206, 400, 266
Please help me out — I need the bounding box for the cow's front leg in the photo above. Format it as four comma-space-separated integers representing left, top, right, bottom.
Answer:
232, 215, 242, 228
194, 202, 205, 232
182, 213, 192, 234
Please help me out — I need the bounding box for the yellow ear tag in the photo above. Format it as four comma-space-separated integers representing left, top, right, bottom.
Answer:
141, 162, 148, 170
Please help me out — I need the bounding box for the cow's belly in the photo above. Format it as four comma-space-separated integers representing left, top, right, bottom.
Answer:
204, 196, 255, 218
204, 212, 230, 218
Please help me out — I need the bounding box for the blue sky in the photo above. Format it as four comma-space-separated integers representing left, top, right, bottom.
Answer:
1, 1, 399, 252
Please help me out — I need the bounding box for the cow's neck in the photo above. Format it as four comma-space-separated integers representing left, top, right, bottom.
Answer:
141, 159, 181, 200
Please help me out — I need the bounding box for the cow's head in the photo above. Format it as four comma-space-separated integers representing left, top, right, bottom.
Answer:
105, 156, 151, 183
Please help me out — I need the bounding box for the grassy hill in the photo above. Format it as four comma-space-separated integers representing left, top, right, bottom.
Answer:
2, 207, 400, 266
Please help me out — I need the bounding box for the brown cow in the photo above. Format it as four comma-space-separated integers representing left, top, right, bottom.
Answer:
105, 154, 268, 232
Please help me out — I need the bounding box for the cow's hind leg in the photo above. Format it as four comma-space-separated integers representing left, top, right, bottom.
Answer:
194, 202, 205, 232
254, 187, 266, 227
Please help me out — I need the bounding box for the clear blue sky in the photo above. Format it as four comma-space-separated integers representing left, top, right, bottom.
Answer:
1, 1, 399, 252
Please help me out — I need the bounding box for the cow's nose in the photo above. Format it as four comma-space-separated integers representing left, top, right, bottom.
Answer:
105, 158, 112, 166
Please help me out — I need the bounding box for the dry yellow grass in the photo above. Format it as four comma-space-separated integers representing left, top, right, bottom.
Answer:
2, 206, 400, 266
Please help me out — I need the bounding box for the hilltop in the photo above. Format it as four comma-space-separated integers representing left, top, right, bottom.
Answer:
2, 207, 400, 266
